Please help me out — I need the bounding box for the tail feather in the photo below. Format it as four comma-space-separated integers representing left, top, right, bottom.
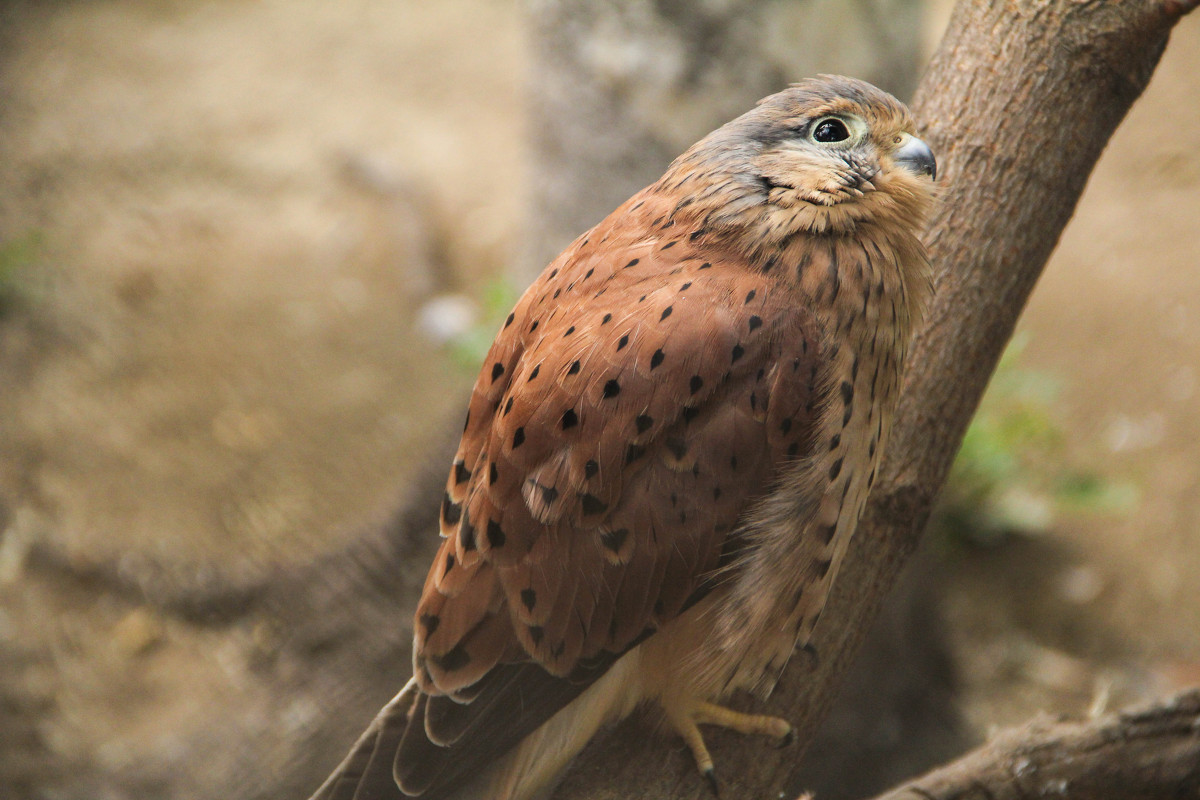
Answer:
310, 647, 645, 800
308, 679, 418, 800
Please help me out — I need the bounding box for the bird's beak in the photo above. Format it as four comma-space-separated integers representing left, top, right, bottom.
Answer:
895, 135, 936, 181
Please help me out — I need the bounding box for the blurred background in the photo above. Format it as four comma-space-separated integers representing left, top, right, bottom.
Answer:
0, 1, 1197, 798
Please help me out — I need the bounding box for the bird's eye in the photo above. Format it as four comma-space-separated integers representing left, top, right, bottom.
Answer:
812, 117, 850, 144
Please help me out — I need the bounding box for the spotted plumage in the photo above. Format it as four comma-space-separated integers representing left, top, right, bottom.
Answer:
311, 74, 936, 800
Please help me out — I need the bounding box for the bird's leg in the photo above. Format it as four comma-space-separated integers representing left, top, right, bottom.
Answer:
692, 700, 794, 742
665, 701, 719, 794
662, 695, 793, 795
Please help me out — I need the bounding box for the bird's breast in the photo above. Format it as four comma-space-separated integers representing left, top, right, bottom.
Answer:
655, 234, 919, 701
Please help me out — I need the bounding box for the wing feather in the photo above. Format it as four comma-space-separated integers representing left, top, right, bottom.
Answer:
366, 190, 825, 799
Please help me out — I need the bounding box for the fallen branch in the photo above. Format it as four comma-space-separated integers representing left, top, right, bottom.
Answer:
873, 689, 1200, 800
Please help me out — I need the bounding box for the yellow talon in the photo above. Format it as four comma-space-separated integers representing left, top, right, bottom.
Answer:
691, 700, 793, 741
663, 696, 793, 795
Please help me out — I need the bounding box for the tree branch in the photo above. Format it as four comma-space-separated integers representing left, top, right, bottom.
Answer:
872, 689, 1200, 800
553, 2, 1196, 798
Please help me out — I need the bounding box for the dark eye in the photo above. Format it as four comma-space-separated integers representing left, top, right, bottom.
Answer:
812, 117, 850, 143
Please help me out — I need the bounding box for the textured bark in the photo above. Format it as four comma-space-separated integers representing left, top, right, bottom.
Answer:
552, 1, 1199, 798
871, 689, 1200, 800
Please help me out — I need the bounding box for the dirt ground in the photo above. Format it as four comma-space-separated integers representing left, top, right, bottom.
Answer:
0, 1, 1197, 798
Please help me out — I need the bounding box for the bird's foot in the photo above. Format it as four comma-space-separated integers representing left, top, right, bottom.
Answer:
662, 697, 793, 796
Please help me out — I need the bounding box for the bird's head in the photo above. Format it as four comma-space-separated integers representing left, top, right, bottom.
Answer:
665, 75, 937, 248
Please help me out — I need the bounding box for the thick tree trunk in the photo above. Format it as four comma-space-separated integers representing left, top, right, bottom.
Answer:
551, 1, 1199, 798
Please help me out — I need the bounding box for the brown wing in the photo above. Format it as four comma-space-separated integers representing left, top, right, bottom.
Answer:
416, 205, 823, 691
312, 191, 827, 800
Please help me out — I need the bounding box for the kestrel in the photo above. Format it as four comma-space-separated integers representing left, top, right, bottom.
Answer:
311, 75, 936, 800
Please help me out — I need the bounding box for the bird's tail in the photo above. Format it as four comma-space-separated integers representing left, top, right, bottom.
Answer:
472, 650, 645, 800
309, 649, 644, 800
308, 677, 420, 800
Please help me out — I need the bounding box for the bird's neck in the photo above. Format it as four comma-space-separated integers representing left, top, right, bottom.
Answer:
647, 166, 933, 344
765, 230, 932, 363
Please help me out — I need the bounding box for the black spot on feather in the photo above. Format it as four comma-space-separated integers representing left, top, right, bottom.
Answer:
666, 437, 688, 461
581, 494, 608, 516
600, 528, 628, 553
433, 644, 471, 672
486, 519, 505, 548
459, 510, 476, 552
441, 493, 461, 526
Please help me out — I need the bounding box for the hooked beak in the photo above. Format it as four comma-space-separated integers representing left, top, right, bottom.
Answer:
895, 134, 936, 181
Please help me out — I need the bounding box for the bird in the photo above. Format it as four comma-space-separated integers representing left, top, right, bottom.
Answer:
310, 74, 937, 800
